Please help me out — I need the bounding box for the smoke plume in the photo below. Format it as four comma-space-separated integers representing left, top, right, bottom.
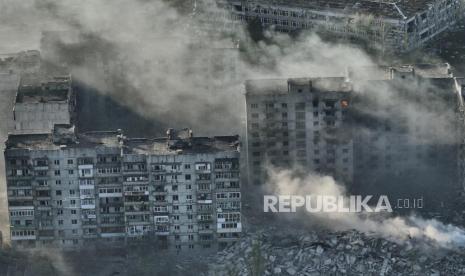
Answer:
266, 168, 465, 249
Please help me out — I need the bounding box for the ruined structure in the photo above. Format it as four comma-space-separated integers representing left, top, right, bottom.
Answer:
12, 74, 76, 135
222, 0, 464, 52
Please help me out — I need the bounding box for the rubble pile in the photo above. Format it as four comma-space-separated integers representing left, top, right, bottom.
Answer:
208, 230, 465, 275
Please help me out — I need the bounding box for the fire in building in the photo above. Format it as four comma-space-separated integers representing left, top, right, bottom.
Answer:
220, 0, 464, 52
245, 63, 465, 211
4, 74, 241, 250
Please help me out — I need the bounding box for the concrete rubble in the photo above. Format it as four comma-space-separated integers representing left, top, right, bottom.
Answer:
208, 229, 465, 276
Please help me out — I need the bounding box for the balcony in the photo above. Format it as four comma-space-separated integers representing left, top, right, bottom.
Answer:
98, 192, 123, 198
100, 232, 126, 238
33, 166, 49, 171
81, 204, 96, 209
198, 229, 214, 234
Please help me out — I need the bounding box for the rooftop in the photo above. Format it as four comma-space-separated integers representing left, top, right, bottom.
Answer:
246, 64, 457, 95
5, 128, 240, 155
15, 74, 72, 104
347, 63, 453, 80
235, 0, 446, 20
246, 77, 352, 95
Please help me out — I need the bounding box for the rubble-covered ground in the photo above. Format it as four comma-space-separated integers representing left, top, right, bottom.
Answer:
208, 228, 465, 276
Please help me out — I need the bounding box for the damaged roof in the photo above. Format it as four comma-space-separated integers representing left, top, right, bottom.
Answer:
15, 74, 72, 104
238, 0, 446, 20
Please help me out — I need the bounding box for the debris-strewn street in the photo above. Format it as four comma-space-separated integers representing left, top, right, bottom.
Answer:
208, 228, 465, 276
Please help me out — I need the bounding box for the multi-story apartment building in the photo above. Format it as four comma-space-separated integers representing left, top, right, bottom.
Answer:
5, 127, 241, 250
220, 0, 464, 52
12, 74, 76, 135
246, 64, 465, 209
245, 77, 353, 186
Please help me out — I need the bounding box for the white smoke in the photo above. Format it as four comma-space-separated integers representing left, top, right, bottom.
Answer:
267, 168, 465, 249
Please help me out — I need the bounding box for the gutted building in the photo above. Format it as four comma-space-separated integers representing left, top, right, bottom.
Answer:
5, 127, 241, 250
222, 0, 464, 52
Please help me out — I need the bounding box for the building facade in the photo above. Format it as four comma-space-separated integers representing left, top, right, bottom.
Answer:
245, 77, 353, 186
5, 128, 241, 250
221, 0, 464, 52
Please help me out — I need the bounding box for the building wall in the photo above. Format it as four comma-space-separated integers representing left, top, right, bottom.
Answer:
13, 102, 73, 134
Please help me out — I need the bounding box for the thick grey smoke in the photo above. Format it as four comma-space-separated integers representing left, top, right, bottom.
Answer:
267, 168, 465, 249
0, 0, 380, 135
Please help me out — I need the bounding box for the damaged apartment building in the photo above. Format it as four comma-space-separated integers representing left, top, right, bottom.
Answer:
246, 63, 465, 210
222, 0, 464, 52
4, 74, 241, 250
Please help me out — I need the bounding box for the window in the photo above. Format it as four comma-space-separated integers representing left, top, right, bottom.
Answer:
172, 185, 178, 191
56, 180, 61, 185
251, 103, 258, 108
188, 214, 193, 220
54, 160, 60, 165
185, 174, 191, 180
72, 219, 78, 224
67, 159, 74, 165
187, 205, 192, 211
71, 209, 77, 215
184, 164, 191, 169
172, 195, 179, 201
69, 190, 75, 195
68, 170, 74, 175
186, 184, 192, 190
295, 103, 305, 110
54, 170, 61, 176
56, 190, 62, 196
58, 220, 63, 225
173, 205, 179, 211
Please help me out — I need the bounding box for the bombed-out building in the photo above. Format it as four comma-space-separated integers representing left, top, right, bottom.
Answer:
5, 127, 241, 250
246, 63, 465, 210
222, 0, 464, 52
